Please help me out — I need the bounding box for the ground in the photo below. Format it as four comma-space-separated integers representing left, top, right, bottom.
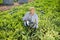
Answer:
0, 2, 20, 11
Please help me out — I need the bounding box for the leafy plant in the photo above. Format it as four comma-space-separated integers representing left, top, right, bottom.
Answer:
0, 0, 60, 40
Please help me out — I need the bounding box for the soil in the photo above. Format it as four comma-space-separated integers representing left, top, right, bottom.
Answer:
0, 2, 20, 11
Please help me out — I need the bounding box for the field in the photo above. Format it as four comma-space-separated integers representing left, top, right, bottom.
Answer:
0, 0, 60, 40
